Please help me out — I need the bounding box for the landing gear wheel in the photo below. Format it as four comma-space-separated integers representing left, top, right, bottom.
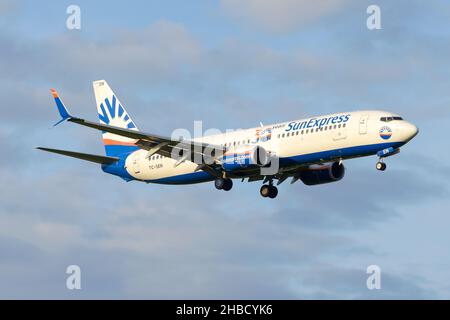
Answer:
376, 162, 387, 171
215, 178, 233, 191
260, 185, 270, 198
260, 185, 278, 198
222, 179, 233, 191
268, 185, 278, 199
214, 178, 225, 190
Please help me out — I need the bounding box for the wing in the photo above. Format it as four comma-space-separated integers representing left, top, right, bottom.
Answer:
50, 89, 225, 172
68, 118, 224, 169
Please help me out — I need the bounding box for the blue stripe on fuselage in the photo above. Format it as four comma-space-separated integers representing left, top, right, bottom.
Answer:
145, 171, 215, 185
279, 141, 403, 167
109, 142, 405, 185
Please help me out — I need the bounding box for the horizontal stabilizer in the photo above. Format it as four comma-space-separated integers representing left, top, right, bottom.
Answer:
37, 147, 119, 165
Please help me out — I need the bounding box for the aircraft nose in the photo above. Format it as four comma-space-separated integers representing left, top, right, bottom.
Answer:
405, 122, 419, 140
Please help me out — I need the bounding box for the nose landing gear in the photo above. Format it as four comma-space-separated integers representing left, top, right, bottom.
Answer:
376, 160, 387, 171
375, 147, 400, 171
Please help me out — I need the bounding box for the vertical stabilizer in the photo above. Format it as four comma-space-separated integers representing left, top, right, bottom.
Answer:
93, 80, 139, 156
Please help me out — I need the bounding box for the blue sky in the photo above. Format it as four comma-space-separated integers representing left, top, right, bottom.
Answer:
0, 0, 449, 298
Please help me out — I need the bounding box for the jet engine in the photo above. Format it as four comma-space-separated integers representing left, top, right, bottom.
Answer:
222, 145, 270, 172
299, 162, 345, 186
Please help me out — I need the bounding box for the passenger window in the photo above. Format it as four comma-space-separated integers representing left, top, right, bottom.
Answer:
334, 125, 337, 129
282, 133, 285, 138
301, 130, 304, 134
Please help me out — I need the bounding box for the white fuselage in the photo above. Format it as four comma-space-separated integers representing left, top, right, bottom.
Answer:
124, 110, 418, 184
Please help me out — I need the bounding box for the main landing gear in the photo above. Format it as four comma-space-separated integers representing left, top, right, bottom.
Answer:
214, 178, 233, 191
215, 177, 278, 198
260, 182, 278, 199
376, 160, 387, 171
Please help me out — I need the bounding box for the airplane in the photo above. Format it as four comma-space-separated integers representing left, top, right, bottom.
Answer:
37, 80, 419, 199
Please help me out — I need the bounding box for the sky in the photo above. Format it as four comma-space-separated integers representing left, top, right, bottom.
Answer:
0, 0, 449, 299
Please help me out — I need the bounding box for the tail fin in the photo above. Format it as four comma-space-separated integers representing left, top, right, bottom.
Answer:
93, 80, 139, 157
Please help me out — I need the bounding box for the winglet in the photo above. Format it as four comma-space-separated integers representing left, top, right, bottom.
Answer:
50, 88, 73, 126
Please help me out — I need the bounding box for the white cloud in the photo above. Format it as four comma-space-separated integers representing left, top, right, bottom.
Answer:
220, 0, 354, 33
33, 222, 82, 248
1, 2, 450, 298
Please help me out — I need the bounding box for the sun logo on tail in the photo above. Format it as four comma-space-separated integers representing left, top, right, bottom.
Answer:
98, 96, 136, 129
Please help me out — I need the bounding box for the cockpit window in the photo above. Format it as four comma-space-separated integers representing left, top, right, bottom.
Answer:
380, 116, 403, 122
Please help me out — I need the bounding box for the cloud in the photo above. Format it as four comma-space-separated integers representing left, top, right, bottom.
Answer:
271, 164, 447, 230
39, 20, 201, 88
0, 167, 350, 298
2, 12, 449, 133
293, 264, 436, 299
0, 0, 18, 14
220, 0, 355, 33
0, 1, 450, 299
0, 157, 445, 298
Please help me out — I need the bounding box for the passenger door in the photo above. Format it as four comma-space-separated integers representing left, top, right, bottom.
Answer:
359, 115, 369, 135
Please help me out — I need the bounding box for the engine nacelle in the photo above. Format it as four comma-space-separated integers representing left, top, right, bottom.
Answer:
222, 145, 270, 172
299, 162, 345, 186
